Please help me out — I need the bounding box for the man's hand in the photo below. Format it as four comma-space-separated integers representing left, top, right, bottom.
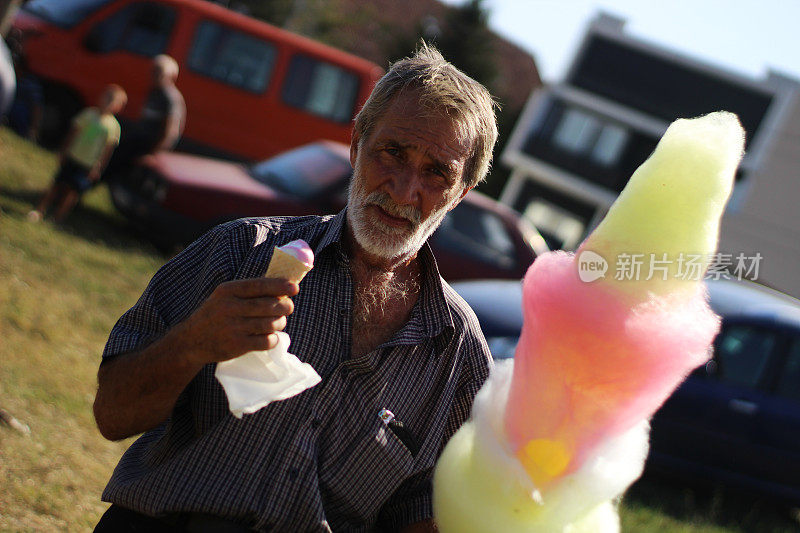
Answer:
94, 277, 298, 440
179, 278, 298, 366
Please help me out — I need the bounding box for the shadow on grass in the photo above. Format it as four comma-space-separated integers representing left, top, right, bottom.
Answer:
0, 184, 165, 256
625, 471, 800, 532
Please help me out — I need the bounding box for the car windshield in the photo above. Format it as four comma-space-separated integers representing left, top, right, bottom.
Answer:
24, 0, 113, 27
433, 202, 517, 270
249, 144, 351, 198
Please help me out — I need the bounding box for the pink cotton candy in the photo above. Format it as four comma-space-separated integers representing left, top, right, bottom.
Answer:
504, 251, 719, 482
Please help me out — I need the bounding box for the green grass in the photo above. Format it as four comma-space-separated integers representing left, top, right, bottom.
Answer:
0, 127, 162, 531
0, 126, 798, 531
622, 474, 800, 532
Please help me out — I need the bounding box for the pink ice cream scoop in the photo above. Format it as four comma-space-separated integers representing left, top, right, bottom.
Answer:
277, 239, 314, 268
265, 239, 314, 282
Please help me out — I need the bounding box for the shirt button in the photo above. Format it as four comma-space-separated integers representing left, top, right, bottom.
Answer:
310, 418, 321, 429
288, 468, 299, 480
339, 308, 348, 318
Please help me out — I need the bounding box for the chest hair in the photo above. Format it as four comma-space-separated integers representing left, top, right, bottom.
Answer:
350, 263, 421, 358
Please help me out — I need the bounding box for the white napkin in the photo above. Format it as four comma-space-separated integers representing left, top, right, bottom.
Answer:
215, 332, 321, 418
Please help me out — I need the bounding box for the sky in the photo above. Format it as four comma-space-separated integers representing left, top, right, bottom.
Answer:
441, 0, 800, 85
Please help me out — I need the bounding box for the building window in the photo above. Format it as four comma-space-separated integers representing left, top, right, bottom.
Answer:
551, 107, 629, 167
188, 21, 277, 93
553, 108, 599, 153
591, 124, 628, 166
281, 55, 359, 122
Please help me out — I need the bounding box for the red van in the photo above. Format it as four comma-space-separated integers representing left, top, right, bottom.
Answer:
13, 0, 383, 160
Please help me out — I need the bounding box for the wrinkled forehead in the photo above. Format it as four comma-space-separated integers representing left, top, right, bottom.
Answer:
379, 89, 475, 155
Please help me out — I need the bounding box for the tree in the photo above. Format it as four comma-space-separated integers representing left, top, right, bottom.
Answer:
382, 0, 496, 89
437, 0, 496, 88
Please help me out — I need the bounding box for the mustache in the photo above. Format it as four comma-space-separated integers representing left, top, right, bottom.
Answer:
365, 191, 422, 225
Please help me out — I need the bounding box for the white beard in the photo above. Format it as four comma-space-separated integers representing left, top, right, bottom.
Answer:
346, 167, 454, 260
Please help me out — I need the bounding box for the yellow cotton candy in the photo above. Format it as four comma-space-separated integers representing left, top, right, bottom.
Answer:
579, 111, 744, 301
434, 362, 648, 532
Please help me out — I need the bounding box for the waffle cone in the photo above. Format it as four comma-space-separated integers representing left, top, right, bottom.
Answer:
265, 247, 313, 283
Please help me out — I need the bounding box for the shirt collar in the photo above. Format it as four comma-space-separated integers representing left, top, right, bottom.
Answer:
415, 242, 455, 341
313, 209, 348, 257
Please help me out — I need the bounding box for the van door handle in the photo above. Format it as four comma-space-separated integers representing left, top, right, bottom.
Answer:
728, 399, 759, 415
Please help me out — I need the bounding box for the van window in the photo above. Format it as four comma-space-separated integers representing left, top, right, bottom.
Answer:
87, 2, 175, 57
24, 0, 113, 28
281, 55, 359, 123
188, 21, 277, 93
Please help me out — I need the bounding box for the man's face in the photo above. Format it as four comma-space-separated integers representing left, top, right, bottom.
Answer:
347, 91, 473, 260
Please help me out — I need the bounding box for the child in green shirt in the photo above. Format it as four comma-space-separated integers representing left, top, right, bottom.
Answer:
28, 84, 127, 222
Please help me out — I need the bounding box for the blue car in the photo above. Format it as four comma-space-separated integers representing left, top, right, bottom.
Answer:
451, 278, 800, 505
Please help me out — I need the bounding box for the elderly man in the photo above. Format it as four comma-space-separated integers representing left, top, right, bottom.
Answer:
93, 44, 497, 532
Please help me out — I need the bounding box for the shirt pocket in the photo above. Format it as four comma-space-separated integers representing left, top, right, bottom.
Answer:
385, 419, 421, 458
322, 417, 417, 519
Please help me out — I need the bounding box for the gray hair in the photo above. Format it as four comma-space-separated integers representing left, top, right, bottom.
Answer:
353, 43, 499, 189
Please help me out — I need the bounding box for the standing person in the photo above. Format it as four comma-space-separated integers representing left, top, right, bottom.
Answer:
138, 54, 185, 153
103, 54, 185, 178
28, 85, 126, 222
93, 44, 498, 532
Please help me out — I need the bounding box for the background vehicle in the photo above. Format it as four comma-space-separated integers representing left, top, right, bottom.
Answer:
450, 277, 800, 505
109, 141, 549, 281
12, 0, 382, 157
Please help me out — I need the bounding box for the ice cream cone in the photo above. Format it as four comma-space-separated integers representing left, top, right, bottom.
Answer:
265, 247, 313, 283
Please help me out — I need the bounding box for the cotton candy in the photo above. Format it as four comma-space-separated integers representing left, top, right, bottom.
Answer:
434, 112, 745, 532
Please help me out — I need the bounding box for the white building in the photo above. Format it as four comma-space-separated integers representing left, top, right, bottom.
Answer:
500, 13, 800, 297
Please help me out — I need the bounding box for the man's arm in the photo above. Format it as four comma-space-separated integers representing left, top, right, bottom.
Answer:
155, 90, 185, 151
93, 278, 298, 441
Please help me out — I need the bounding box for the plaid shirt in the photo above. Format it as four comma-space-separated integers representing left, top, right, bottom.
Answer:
101, 210, 492, 532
